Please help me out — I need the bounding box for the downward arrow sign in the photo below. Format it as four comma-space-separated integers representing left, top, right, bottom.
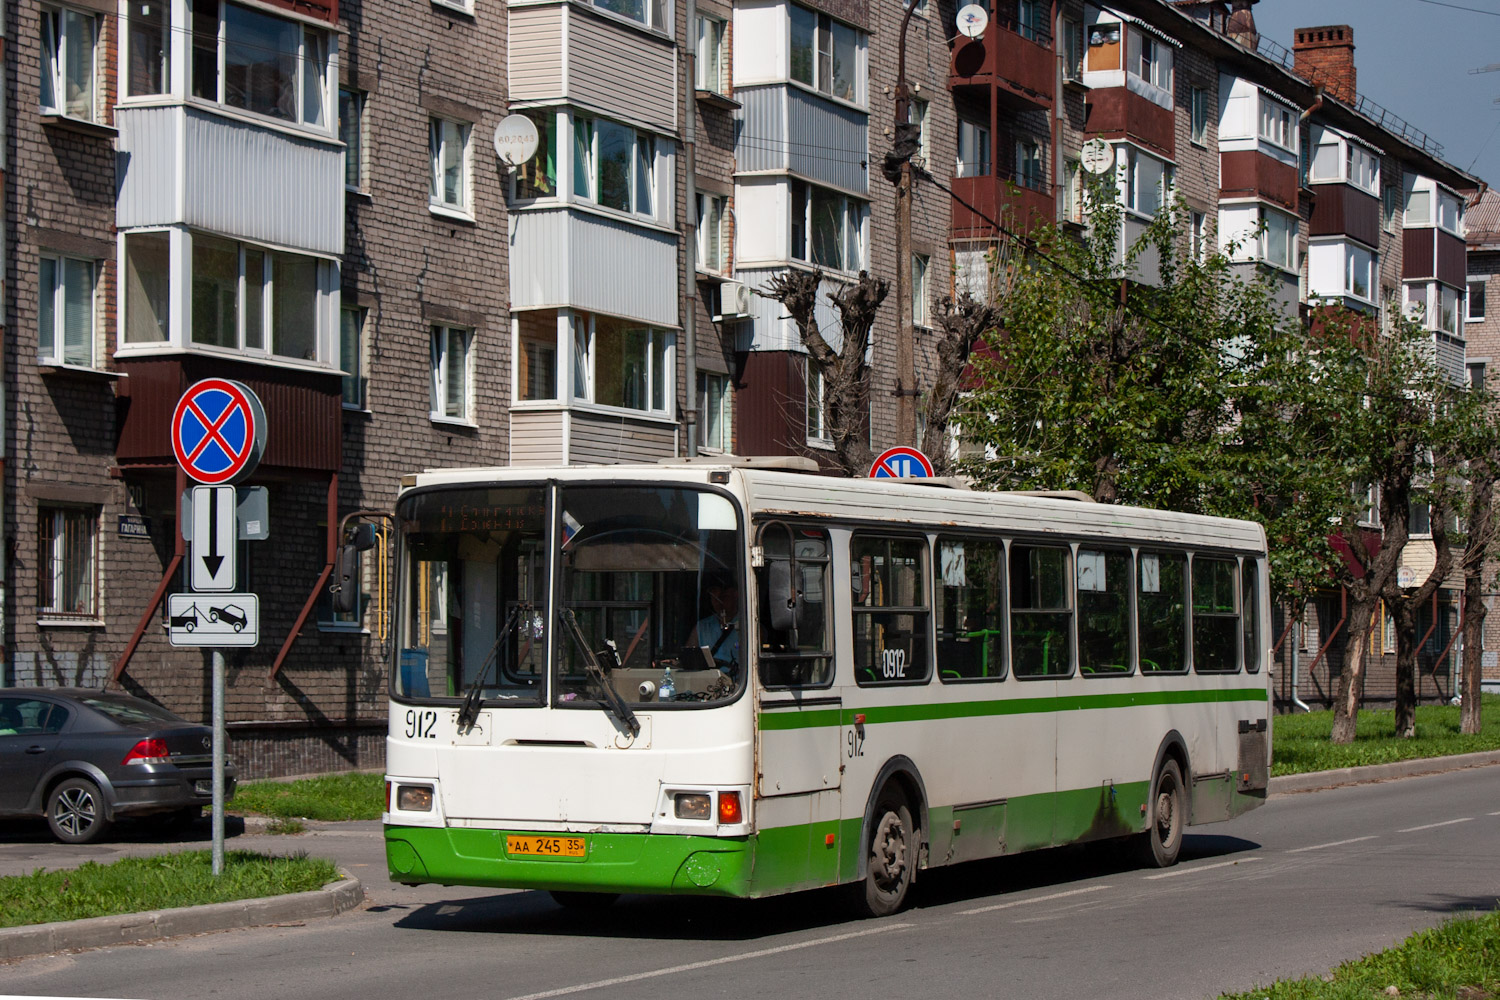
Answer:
191, 485, 236, 591
202, 487, 224, 578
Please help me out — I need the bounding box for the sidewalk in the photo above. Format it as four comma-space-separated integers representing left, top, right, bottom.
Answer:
4, 750, 1500, 963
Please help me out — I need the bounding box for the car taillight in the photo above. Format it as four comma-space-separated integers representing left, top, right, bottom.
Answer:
122, 738, 170, 765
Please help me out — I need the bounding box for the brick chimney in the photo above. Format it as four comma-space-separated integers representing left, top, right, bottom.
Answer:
1294, 25, 1356, 103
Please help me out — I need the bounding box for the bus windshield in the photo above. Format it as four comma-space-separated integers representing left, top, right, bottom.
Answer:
392, 483, 745, 709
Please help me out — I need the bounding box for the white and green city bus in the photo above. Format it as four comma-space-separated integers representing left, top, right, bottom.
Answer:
380, 458, 1271, 915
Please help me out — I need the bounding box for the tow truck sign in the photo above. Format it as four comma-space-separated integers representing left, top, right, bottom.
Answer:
167, 593, 259, 647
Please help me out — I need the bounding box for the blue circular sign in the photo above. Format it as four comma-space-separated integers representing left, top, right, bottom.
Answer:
171, 379, 266, 485
869, 446, 935, 479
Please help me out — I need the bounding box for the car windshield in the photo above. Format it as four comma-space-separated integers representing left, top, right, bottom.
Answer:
80, 696, 183, 726
557, 485, 744, 708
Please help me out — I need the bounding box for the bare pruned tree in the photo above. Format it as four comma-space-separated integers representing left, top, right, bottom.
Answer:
921, 294, 1000, 473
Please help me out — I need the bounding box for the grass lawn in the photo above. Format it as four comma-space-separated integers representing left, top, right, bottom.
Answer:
1273, 695, 1500, 777
0, 850, 339, 928
1220, 907, 1500, 999
233, 771, 385, 822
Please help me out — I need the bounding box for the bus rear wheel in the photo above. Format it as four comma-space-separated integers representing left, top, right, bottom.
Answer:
548, 890, 619, 910
857, 793, 914, 917
1138, 758, 1185, 868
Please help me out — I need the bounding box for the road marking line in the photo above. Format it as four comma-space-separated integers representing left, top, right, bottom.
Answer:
1489, 811, 1500, 817
502, 922, 916, 1000
1397, 817, 1473, 833
1286, 835, 1377, 854
1144, 857, 1260, 879
960, 884, 1112, 915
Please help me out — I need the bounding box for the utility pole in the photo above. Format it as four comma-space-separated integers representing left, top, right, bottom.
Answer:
889, 0, 922, 446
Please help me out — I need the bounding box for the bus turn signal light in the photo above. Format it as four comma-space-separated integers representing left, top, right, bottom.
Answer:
718, 791, 743, 824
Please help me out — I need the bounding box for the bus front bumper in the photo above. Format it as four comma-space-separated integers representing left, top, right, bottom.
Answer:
385, 825, 754, 897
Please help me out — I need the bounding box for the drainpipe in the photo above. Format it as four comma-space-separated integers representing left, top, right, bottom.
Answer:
1290, 619, 1311, 713
683, 0, 699, 456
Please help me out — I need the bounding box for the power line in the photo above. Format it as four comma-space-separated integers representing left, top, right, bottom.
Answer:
1413, 0, 1500, 16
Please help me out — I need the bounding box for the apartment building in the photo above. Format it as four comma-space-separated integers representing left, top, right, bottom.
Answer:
2, 0, 1487, 771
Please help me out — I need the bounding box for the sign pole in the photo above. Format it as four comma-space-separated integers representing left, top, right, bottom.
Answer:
212, 649, 226, 876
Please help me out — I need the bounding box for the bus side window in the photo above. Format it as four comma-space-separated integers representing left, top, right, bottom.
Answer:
1138, 550, 1187, 673
757, 527, 834, 688
1010, 543, 1072, 678
852, 534, 932, 686
1192, 556, 1241, 673
936, 536, 1005, 681
1242, 559, 1262, 673
1078, 547, 1132, 675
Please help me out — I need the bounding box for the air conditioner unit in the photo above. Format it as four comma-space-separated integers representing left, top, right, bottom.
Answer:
715, 280, 753, 320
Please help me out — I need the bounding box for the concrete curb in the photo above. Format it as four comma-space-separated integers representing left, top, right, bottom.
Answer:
1269, 748, 1500, 795
0, 870, 364, 963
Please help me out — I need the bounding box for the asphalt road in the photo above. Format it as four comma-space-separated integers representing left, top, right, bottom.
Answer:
3, 767, 1500, 1000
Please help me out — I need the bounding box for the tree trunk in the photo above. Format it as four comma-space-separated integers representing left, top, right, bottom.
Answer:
1391, 598, 1419, 738
1331, 596, 1378, 744
1461, 573, 1485, 735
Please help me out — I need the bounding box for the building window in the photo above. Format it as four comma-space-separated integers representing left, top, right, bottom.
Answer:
514, 111, 557, 200
430, 325, 473, 422
1383, 184, 1399, 233
517, 311, 558, 401
429, 117, 473, 215
1468, 361, 1486, 390
697, 193, 726, 272
1438, 190, 1464, 236
1469, 277, 1486, 322
38, 506, 98, 620
1258, 97, 1297, 153
1122, 146, 1171, 218
1308, 239, 1374, 303
697, 372, 730, 452
909, 98, 930, 168
1189, 210, 1207, 262
590, 0, 668, 31
573, 313, 672, 415
574, 117, 656, 217
1015, 138, 1046, 192
191, 0, 331, 129
912, 254, 929, 327
39, 255, 96, 367
1062, 158, 1083, 224
790, 5, 862, 103
1406, 187, 1432, 227
1263, 207, 1296, 271
806, 361, 830, 444
957, 119, 990, 178
189, 235, 326, 360
1347, 145, 1379, 194
124, 0, 169, 97
1062, 17, 1083, 82
1129, 31, 1172, 93
696, 14, 726, 94
340, 307, 366, 408
790, 180, 865, 271
1190, 86, 1208, 146
1345, 244, 1373, 301
1223, 205, 1298, 272
1408, 282, 1461, 335
40, 5, 98, 120
340, 89, 367, 193
123, 232, 170, 344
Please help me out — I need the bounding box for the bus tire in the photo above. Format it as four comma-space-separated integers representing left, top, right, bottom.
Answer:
1138, 758, 1185, 868
548, 890, 619, 909
858, 791, 915, 917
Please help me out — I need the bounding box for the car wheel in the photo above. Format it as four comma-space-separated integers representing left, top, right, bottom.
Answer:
47, 777, 112, 844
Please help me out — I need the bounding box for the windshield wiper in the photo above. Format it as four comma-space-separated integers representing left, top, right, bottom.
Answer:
559, 608, 641, 736
456, 602, 531, 734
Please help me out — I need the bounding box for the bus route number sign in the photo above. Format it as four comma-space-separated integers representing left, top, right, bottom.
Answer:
869, 446, 934, 479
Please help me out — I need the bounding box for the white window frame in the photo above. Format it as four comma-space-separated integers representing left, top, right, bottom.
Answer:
430, 324, 474, 424
1189, 210, 1208, 262
1260, 206, 1297, 273
432, 0, 474, 14
1437, 190, 1464, 237
957, 119, 990, 178
1062, 158, 1083, 224
40, 4, 99, 122
340, 306, 367, 409
1257, 96, 1297, 154
1062, 17, 1083, 82
697, 371, 731, 452
696, 14, 726, 94
1344, 243, 1374, 303
38, 505, 99, 622
122, 0, 170, 98
912, 253, 930, 328
1129, 30, 1171, 93
572, 115, 658, 219
588, 0, 669, 33
909, 97, 930, 169
1468, 276, 1486, 323
806, 360, 831, 446
1015, 138, 1046, 193
1121, 146, 1172, 219
190, 2, 334, 132
570, 313, 674, 417
340, 88, 368, 194
790, 180, 866, 272
697, 193, 727, 273
789, 4, 865, 105
429, 117, 474, 218
1405, 281, 1462, 336
38, 253, 98, 368
1190, 86, 1208, 146
187, 233, 334, 362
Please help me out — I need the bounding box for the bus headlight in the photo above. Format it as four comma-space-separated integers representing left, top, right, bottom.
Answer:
674, 793, 712, 820
397, 784, 434, 812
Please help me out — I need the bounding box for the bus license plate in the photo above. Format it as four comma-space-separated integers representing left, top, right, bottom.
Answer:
506, 835, 586, 859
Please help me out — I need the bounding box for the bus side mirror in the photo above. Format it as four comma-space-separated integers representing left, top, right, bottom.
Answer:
331, 545, 360, 614
348, 523, 378, 552
767, 561, 799, 633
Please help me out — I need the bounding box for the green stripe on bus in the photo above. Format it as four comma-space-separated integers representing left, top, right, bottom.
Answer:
757, 686, 1269, 731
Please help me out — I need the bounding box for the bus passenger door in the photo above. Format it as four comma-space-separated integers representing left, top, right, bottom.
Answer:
751, 523, 845, 893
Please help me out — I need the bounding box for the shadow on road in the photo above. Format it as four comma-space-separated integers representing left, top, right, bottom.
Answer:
1396, 894, 1500, 917
388, 832, 1262, 940
0, 814, 248, 846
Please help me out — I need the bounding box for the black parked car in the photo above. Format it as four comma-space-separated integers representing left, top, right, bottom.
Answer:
0, 688, 237, 843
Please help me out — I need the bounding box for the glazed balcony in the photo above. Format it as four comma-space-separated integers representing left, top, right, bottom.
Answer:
948, 14, 1054, 112
951, 174, 1056, 239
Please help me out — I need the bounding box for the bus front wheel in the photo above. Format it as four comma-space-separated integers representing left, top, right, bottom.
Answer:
858, 792, 915, 917
1138, 758, 1185, 868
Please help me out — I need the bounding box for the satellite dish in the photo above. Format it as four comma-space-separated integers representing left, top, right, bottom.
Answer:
956, 4, 988, 38
493, 114, 540, 170
1080, 137, 1114, 174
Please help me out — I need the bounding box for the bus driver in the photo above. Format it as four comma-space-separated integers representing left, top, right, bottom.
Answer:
691, 575, 740, 673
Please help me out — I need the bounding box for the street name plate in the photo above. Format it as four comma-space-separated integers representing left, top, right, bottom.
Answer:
167, 593, 260, 647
